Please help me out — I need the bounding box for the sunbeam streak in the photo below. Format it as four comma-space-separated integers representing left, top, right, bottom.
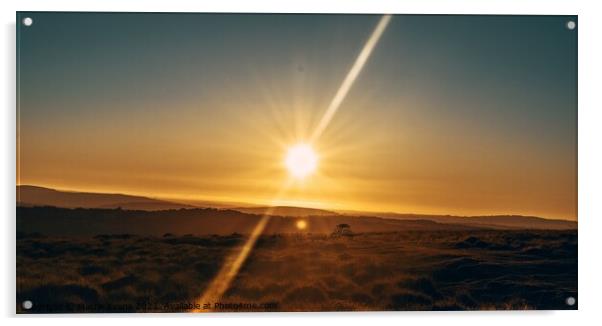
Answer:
193, 180, 294, 312
193, 15, 393, 311
310, 14, 392, 143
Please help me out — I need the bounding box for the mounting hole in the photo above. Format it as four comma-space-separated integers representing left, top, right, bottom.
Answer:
566, 296, 576, 306
22, 300, 33, 310
566, 20, 576, 30
22, 17, 33, 27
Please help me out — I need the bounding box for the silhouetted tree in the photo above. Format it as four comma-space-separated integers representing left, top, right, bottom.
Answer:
331, 224, 353, 237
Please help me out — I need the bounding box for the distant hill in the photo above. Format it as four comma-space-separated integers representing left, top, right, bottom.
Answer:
17, 185, 194, 211
16, 185, 576, 230
360, 212, 577, 230
16, 206, 479, 237
231, 206, 338, 217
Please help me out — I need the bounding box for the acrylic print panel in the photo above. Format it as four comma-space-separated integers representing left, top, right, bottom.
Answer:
16, 12, 577, 313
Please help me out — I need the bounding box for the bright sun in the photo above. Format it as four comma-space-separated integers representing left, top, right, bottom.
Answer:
284, 143, 318, 179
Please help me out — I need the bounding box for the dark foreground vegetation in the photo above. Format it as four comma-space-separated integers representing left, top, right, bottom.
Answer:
17, 229, 577, 312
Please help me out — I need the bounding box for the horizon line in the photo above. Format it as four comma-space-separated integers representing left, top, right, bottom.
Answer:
16, 183, 577, 222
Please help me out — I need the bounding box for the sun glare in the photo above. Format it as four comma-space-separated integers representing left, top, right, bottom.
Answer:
284, 144, 318, 179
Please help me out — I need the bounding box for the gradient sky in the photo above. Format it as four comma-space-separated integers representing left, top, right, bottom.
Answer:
17, 13, 577, 220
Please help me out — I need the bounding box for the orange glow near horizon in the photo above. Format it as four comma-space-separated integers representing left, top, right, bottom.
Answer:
16, 153, 577, 221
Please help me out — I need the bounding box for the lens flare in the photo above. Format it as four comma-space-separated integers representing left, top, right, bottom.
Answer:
296, 219, 308, 230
